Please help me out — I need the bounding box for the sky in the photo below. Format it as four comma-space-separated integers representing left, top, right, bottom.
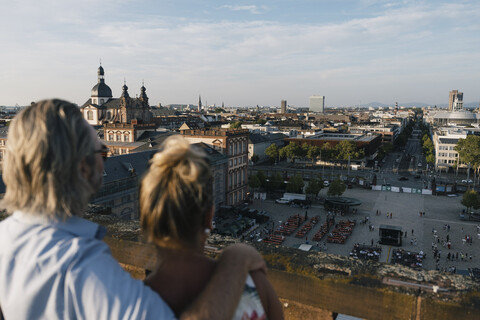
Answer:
1, 0, 480, 108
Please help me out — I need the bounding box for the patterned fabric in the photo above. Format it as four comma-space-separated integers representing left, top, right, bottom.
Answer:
233, 274, 266, 320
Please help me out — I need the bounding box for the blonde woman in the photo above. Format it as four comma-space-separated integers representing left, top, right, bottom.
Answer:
140, 136, 283, 319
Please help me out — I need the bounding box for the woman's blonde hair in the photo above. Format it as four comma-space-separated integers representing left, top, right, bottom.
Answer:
1, 99, 96, 219
139, 135, 213, 249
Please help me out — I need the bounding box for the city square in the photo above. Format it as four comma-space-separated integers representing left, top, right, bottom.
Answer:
247, 187, 480, 272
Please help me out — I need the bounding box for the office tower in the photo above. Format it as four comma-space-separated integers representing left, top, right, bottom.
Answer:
449, 90, 463, 112
281, 100, 287, 113
309, 95, 325, 113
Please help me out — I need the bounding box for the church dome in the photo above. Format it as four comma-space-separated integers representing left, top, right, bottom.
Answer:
91, 82, 113, 98
91, 65, 113, 98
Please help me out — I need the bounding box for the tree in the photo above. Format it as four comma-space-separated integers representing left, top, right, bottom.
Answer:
265, 143, 279, 163
306, 145, 321, 165
286, 175, 304, 193
279, 142, 300, 163
327, 179, 346, 197
256, 171, 266, 188
455, 135, 480, 183
255, 118, 267, 125
230, 121, 242, 129
425, 153, 435, 165
248, 175, 261, 190
321, 143, 333, 161
305, 177, 323, 198
335, 140, 364, 161
462, 190, 480, 214
268, 172, 284, 191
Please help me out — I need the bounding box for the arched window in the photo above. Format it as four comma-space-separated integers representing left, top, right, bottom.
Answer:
87, 111, 93, 120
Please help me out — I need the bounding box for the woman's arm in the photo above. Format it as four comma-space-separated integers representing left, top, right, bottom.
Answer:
250, 269, 284, 320
180, 243, 267, 320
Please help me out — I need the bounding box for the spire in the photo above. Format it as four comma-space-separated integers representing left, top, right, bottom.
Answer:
198, 95, 202, 112
97, 63, 105, 83
121, 79, 130, 98
139, 81, 148, 102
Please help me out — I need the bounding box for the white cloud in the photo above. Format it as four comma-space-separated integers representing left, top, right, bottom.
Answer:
220, 5, 262, 14
1, 1, 480, 106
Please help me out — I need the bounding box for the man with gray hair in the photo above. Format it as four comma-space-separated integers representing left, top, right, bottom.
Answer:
0, 99, 266, 319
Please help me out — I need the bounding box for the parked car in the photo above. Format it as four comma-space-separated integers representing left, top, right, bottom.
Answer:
414, 175, 421, 179
275, 198, 291, 204
324, 180, 330, 187
417, 163, 422, 167
462, 179, 473, 184
398, 177, 409, 181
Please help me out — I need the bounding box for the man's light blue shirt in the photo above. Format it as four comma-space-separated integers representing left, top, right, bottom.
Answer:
0, 211, 175, 319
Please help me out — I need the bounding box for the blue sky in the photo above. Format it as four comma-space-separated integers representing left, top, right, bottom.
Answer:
1, 0, 480, 107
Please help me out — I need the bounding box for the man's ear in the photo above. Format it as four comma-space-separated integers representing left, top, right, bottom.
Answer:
79, 157, 92, 181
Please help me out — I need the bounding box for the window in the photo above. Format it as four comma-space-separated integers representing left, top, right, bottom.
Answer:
234, 159, 237, 166
108, 134, 114, 141
100, 99, 104, 104
87, 111, 93, 120
234, 143, 238, 155
229, 144, 233, 155
124, 135, 129, 142
229, 160, 232, 167
116, 135, 121, 141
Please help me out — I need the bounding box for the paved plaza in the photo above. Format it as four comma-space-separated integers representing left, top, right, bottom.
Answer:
248, 187, 480, 272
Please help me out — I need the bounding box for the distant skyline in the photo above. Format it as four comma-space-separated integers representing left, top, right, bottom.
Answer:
1, 0, 480, 107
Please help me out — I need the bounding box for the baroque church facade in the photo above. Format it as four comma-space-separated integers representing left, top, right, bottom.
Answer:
80, 65, 153, 126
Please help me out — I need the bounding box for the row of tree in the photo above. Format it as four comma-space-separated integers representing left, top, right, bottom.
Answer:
421, 133, 435, 165
394, 121, 414, 146
248, 170, 346, 198
264, 141, 365, 165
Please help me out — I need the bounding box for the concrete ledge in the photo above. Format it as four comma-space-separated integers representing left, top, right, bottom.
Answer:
104, 236, 480, 320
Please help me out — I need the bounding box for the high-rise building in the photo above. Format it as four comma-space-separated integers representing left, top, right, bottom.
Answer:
309, 95, 325, 113
281, 100, 287, 114
448, 90, 463, 112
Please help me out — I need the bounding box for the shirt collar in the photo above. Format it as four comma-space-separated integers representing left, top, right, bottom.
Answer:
12, 211, 107, 240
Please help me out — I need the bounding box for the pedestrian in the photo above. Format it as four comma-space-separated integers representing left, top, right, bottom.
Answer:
412, 229, 414, 236
371, 239, 374, 246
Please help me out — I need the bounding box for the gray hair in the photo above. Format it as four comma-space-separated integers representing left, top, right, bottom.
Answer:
1, 99, 96, 219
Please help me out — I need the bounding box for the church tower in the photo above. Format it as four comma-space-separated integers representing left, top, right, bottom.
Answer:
90, 64, 113, 105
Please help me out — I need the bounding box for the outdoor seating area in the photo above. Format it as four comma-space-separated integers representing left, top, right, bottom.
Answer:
262, 234, 285, 245
391, 249, 425, 269
274, 214, 306, 236
295, 215, 321, 238
350, 244, 381, 261
313, 215, 335, 241
327, 219, 356, 244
